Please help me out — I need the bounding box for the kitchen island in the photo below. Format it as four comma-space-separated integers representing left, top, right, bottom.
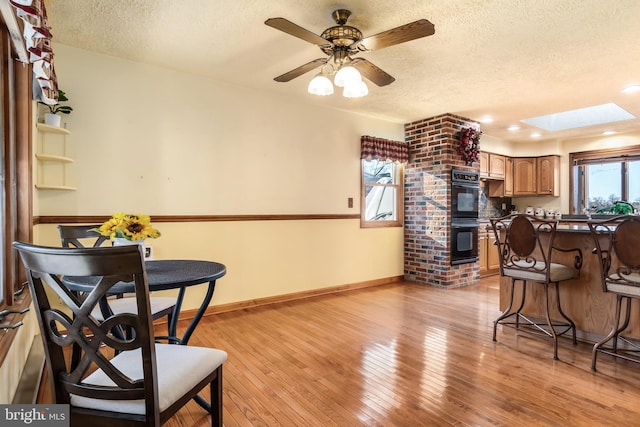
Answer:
496, 219, 639, 342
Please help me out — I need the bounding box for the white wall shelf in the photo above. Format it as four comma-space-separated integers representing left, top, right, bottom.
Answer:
35, 123, 76, 191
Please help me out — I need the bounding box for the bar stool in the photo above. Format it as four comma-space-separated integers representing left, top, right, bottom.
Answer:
490, 214, 583, 359
589, 215, 640, 371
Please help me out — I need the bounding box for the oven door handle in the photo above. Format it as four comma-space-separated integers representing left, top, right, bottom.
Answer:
453, 181, 480, 190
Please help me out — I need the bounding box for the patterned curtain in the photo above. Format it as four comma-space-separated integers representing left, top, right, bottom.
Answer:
10, 0, 58, 104
360, 135, 409, 163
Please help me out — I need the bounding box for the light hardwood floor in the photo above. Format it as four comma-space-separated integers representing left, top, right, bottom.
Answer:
41, 277, 640, 426
159, 276, 640, 426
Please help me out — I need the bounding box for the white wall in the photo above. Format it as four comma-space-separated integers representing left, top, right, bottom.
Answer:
33, 44, 406, 309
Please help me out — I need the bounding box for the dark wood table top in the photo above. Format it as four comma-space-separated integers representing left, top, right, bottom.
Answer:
63, 259, 226, 294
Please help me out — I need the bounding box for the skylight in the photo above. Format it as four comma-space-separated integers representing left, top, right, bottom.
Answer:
521, 103, 636, 132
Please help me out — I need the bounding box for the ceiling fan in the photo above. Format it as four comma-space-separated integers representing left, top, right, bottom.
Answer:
265, 9, 435, 96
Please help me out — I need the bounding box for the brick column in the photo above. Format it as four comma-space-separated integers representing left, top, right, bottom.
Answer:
404, 113, 480, 287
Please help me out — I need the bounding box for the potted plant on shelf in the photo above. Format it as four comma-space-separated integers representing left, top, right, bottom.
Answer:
39, 89, 73, 127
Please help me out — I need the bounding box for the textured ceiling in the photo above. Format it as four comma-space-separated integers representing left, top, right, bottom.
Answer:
44, 0, 640, 143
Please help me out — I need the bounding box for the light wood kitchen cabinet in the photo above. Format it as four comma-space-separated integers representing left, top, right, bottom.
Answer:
488, 154, 505, 179
479, 152, 505, 179
513, 157, 537, 196
479, 152, 489, 176
487, 235, 501, 271
478, 226, 500, 276
478, 231, 488, 275
536, 155, 560, 196
504, 156, 513, 196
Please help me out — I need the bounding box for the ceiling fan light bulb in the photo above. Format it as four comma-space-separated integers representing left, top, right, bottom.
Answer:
334, 66, 361, 88
308, 74, 334, 96
343, 80, 368, 98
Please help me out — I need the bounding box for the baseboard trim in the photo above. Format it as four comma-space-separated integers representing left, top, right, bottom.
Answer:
177, 276, 405, 319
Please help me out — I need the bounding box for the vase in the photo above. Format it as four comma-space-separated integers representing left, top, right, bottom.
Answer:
113, 237, 145, 247
44, 113, 61, 127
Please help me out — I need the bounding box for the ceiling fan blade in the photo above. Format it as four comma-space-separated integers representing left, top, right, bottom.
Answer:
265, 18, 332, 47
274, 58, 327, 82
351, 58, 395, 87
359, 19, 435, 51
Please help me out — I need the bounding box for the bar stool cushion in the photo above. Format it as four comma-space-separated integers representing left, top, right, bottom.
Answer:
503, 261, 577, 283
606, 273, 640, 296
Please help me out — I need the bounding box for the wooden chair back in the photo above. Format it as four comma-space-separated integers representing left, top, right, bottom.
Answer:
13, 242, 161, 422
58, 225, 109, 248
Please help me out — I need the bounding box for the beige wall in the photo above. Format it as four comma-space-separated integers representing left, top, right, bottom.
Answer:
33, 44, 406, 310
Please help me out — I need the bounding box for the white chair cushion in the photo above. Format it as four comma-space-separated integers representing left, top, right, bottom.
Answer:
91, 296, 176, 321
71, 344, 227, 415
606, 272, 640, 296
503, 261, 576, 283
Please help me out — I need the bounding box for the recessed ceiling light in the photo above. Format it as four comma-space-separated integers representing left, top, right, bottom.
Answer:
521, 103, 636, 132
621, 84, 640, 93
602, 130, 616, 136
507, 125, 520, 131
531, 132, 542, 138
480, 116, 494, 124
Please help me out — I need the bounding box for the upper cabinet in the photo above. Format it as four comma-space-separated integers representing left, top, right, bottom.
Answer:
504, 157, 513, 197
480, 152, 505, 179
512, 157, 537, 196
536, 155, 560, 196
481, 151, 559, 197
479, 152, 489, 176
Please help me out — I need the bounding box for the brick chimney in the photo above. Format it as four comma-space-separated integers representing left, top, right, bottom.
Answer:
404, 113, 480, 287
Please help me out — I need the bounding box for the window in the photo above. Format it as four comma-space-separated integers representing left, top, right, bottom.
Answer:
359, 135, 407, 228
570, 146, 640, 214
0, 24, 32, 309
361, 159, 404, 227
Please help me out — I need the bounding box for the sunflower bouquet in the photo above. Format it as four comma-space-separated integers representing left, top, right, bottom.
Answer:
96, 212, 161, 241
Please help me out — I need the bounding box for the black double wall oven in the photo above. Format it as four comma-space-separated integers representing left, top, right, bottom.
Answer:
450, 169, 479, 265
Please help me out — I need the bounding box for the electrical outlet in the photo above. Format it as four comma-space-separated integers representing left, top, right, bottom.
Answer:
348, 197, 353, 208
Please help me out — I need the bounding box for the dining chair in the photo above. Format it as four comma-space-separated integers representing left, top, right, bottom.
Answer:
490, 213, 583, 359
13, 242, 226, 426
57, 225, 176, 326
588, 215, 640, 371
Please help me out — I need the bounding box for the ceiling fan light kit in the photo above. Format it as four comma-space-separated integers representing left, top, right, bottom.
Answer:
333, 65, 360, 88
265, 9, 435, 99
308, 73, 334, 96
343, 79, 369, 98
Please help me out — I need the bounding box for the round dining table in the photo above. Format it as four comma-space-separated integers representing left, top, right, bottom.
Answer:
63, 259, 226, 346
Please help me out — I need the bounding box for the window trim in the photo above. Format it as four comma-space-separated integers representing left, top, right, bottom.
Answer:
569, 144, 640, 214
360, 159, 404, 228
0, 19, 33, 366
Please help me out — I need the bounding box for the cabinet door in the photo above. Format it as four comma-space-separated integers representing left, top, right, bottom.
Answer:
478, 233, 488, 274
537, 155, 559, 196
513, 158, 537, 195
504, 157, 513, 196
488, 154, 505, 179
479, 152, 489, 177
488, 236, 501, 271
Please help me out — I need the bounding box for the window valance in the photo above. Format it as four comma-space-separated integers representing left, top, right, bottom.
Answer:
360, 135, 408, 163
